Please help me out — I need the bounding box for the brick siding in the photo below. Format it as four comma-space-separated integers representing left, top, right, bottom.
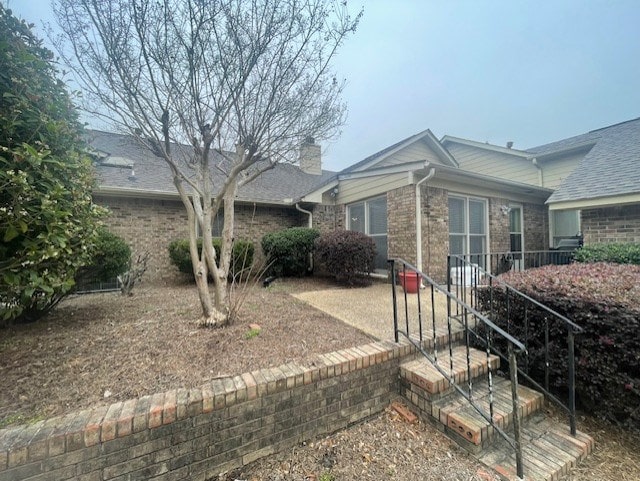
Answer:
523, 202, 549, 250
0, 341, 416, 481
311, 204, 345, 234
95, 195, 305, 283
582, 204, 640, 243
388, 186, 417, 266
422, 186, 449, 282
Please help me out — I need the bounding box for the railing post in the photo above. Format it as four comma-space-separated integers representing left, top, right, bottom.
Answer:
508, 343, 524, 479
389, 259, 398, 343
568, 329, 577, 436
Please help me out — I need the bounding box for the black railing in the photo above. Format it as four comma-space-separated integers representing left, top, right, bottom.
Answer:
448, 254, 583, 437
389, 258, 526, 478
456, 250, 576, 277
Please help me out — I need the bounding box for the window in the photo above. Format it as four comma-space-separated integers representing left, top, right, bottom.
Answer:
348, 196, 387, 271
550, 209, 580, 247
509, 205, 523, 255
448, 195, 487, 256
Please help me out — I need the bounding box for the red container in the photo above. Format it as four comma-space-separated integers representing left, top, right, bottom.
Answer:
398, 271, 419, 293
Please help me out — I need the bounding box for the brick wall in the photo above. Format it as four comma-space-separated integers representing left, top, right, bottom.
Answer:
388, 186, 417, 266
582, 204, 640, 244
489, 197, 510, 254
523, 202, 548, 250
96, 195, 305, 283
0, 341, 415, 481
422, 186, 449, 282
311, 204, 345, 234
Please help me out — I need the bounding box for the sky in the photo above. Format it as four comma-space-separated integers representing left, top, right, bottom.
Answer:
8, 0, 640, 172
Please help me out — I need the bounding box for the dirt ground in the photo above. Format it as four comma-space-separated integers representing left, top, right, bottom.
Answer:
1, 277, 638, 480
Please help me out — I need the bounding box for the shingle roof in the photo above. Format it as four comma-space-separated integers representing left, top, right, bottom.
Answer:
529, 118, 640, 204
88, 130, 336, 204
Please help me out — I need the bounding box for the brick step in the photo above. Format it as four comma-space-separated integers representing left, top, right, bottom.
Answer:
478, 413, 595, 480
405, 322, 466, 351
400, 346, 499, 397
431, 377, 544, 448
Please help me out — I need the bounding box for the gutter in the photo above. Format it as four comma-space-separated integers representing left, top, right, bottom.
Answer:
415, 163, 436, 273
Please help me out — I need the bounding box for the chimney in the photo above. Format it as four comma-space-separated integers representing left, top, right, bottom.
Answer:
506, 141, 514, 149
299, 137, 322, 175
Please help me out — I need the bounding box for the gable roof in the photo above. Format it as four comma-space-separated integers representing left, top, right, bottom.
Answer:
89, 130, 335, 205
342, 129, 458, 173
533, 118, 640, 207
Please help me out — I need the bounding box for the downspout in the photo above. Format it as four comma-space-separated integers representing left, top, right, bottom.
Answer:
295, 203, 314, 273
415, 163, 436, 274
531, 157, 543, 186
295, 203, 313, 228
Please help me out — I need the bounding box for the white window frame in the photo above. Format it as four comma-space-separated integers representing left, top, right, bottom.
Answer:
509, 203, 525, 254
347, 196, 387, 271
549, 209, 581, 248
448, 194, 489, 256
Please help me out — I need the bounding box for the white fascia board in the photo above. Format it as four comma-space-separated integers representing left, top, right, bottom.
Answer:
299, 179, 339, 203
338, 161, 426, 180
441, 135, 531, 158
547, 193, 640, 210
350, 130, 431, 172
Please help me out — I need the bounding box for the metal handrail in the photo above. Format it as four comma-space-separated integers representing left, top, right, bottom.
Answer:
448, 254, 582, 436
389, 258, 525, 478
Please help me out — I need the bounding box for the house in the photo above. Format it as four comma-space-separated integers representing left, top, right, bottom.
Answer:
90, 117, 640, 283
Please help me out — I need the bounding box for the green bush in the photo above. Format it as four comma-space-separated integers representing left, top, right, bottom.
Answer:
168, 238, 254, 279
261, 227, 319, 277
476, 263, 640, 431
314, 230, 376, 285
76, 229, 131, 286
574, 242, 640, 265
0, 6, 104, 324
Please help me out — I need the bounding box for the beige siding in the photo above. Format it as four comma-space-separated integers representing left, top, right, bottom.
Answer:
433, 178, 549, 205
376, 140, 446, 168
540, 152, 583, 189
337, 172, 410, 205
447, 143, 539, 185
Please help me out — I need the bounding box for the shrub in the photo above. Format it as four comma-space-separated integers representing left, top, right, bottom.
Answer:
168, 238, 254, 279
314, 230, 376, 285
476, 263, 640, 431
75, 229, 131, 286
574, 242, 640, 265
261, 227, 319, 277
0, 6, 105, 324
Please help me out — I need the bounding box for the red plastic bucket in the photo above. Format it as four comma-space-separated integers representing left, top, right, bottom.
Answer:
398, 271, 419, 293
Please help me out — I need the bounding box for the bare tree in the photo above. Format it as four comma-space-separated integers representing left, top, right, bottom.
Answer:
51, 0, 361, 326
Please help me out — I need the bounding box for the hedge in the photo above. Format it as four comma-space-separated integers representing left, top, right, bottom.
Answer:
573, 242, 640, 265
314, 230, 376, 285
168, 238, 254, 279
261, 227, 319, 277
476, 262, 640, 431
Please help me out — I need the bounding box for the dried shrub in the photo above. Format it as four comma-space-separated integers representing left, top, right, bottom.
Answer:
261, 227, 319, 277
574, 242, 640, 265
314, 230, 376, 286
477, 263, 640, 431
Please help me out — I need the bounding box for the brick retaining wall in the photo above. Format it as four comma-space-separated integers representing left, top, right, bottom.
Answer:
0, 340, 415, 481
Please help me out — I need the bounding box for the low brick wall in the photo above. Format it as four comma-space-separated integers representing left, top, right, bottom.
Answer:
0, 340, 415, 481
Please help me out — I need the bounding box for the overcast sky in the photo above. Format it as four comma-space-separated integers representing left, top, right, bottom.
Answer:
9, 0, 640, 172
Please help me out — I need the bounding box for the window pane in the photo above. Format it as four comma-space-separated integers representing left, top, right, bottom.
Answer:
552, 210, 580, 238
510, 233, 522, 252
371, 235, 387, 271
368, 197, 387, 235
469, 200, 485, 234
349, 203, 365, 233
448, 197, 465, 234
469, 235, 486, 255
509, 208, 521, 233
449, 234, 465, 255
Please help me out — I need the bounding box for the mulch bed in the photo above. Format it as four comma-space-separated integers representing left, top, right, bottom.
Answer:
0, 278, 371, 427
